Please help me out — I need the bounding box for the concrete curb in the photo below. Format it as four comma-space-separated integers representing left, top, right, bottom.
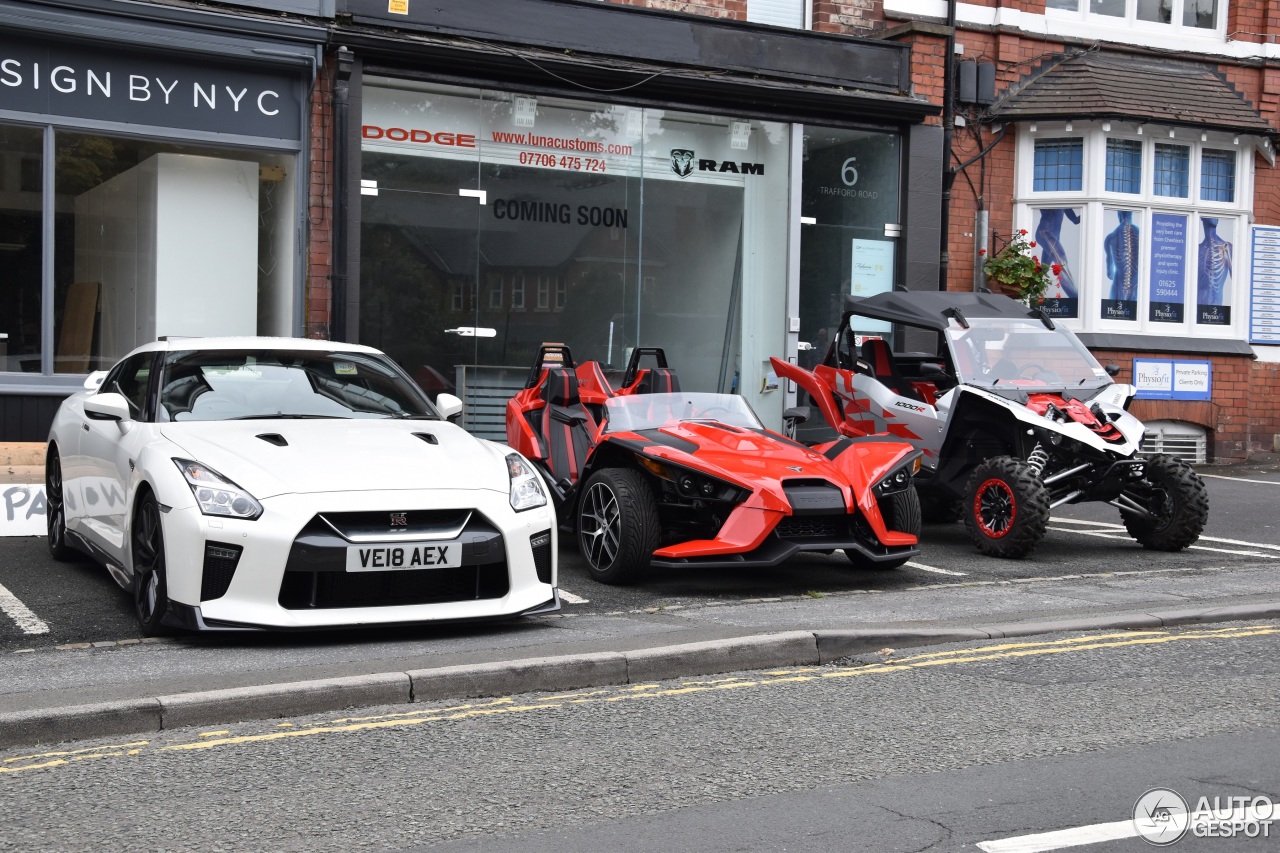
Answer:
2, 603, 1278, 751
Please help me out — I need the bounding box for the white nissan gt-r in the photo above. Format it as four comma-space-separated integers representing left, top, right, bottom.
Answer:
45, 338, 558, 634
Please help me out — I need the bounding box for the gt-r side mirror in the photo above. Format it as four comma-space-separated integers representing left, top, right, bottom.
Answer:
435, 392, 463, 421
1104, 363, 1121, 377
84, 392, 132, 423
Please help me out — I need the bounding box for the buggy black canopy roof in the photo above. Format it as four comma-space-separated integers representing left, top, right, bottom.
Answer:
842, 291, 1044, 331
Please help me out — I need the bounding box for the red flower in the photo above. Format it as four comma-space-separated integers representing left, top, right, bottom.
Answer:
1037, 297, 1045, 304
1019, 229, 1028, 236
1028, 241, 1037, 248
1051, 263, 1062, 276
978, 248, 986, 256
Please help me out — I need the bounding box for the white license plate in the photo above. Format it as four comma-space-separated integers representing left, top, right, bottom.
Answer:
345, 540, 463, 572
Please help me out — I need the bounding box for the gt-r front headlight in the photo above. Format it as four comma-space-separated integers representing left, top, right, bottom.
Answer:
507, 453, 547, 512
173, 458, 263, 520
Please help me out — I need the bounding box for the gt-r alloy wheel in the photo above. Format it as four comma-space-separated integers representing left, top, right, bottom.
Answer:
132, 493, 171, 636
577, 468, 659, 585
963, 456, 1050, 559
45, 447, 73, 562
1122, 454, 1209, 551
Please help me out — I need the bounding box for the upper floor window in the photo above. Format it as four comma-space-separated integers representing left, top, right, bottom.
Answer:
1034, 138, 1084, 192
1106, 139, 1143, 193
1047, 0, 1221, 32
1154, 143, 1190, 198
1201, 149, 1236, 202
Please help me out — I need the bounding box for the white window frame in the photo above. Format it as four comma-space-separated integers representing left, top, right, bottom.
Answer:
1045, 0, 1228, 40
1015, 120, 1253, 339
555, 277, 567, 311
536, 274, 550, 311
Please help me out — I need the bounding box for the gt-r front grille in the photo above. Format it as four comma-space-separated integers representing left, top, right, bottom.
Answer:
278, 564, 509, 609
279, 511, 511, 609
316, 509, 472, 542
200, 542, 242, 601
775, 516, 850, 539
530, 531, 553, 585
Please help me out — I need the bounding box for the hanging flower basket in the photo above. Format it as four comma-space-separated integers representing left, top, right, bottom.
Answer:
980, 229, 1059, 307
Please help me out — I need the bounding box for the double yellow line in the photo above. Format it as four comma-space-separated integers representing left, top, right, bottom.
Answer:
3, 624, 1274, 775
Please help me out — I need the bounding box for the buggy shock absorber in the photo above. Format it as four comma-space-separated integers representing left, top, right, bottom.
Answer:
1026, 443, 1049, 477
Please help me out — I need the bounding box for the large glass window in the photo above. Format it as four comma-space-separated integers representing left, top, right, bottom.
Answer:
54, 134, 296, 373
359, 81, 791, 436
1033, 138, 1084, 192
1018, 124, 1248, 336
0, 124, 43, 373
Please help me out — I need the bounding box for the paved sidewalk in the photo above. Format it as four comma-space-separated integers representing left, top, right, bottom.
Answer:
2, 561, 1278, 750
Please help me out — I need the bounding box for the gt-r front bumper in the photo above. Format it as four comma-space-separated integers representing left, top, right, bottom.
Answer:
156, 488, 558, 630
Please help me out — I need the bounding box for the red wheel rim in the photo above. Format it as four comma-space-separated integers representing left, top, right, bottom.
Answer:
974, 478, 1017, 538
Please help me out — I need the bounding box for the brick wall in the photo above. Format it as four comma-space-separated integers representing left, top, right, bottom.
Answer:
811, 0, 882, 34
1089, 350, 1280, 461
306, 54, 335, 340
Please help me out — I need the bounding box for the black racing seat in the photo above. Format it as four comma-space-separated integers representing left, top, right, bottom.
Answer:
631, 367, 681, 394
861, 339, 922, 402
539, 368, 596, 486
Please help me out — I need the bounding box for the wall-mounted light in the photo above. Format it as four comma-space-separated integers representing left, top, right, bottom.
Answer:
1065, 121, 1073, 132
1168, 129, 1176, 138
1137, 125, 1143, 135
513, 96, 537, 128
1029, 123, 1037, 133
730, 121, 751, 151
1233, 136, 1241, 145
1201, 131, 1209, 142
1102, 121, 1111, 132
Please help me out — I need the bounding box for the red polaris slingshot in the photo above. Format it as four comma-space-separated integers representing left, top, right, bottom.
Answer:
504, 344, 923, 584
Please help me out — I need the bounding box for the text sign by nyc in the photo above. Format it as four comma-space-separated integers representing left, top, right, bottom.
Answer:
1132, 359, 1212, 401
0, 33, 303, 140
1250, 225, 1280, 344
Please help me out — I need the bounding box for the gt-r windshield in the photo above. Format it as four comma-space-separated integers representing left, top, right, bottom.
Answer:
157, 349, 440, 422
945, 318, 1112, 390
602, 392, 763, 433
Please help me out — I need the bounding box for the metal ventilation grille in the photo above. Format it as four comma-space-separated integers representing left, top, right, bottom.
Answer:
1139, 421, 1207, 464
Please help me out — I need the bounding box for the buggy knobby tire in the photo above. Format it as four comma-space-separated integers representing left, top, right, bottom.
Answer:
1122, 454, 1208, 552
963, 456, 1050, 559
845, 484, 921, 570
577, 468, 660, 585
920, 491, 964, 524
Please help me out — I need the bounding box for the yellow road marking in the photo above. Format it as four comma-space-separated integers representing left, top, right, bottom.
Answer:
2, 625, 1274, 775
198, 730, 230, 738
2, 740, 150, 764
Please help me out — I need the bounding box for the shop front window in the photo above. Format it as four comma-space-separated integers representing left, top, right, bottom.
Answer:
1019, 123, 1248, 333
359, 80, 791, 436
0, 124, 43, 373
48, 133, 295, 374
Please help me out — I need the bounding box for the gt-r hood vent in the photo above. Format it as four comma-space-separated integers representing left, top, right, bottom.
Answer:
160, 420, 509, 498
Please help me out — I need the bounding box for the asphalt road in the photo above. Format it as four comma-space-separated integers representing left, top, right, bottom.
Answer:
1, 623, 1276, 852
1, 464, 1279, 651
